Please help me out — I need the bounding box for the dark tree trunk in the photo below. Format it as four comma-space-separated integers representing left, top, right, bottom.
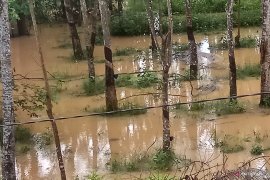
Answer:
60, 0, 67, 21
80, 0, 98, 79
184, 0, 198, 80
150, 31, 157, 52
28, 0, 67, 179
227, 0, 237, 100
117, 0, 123, 12
98, 0, 118, 111
260, 0, 270, 106
17, 13, 30, 36
64, 0, 84, 60
0, 0, 16, 179
108, 0, 113, 11
235, 0, 241, 47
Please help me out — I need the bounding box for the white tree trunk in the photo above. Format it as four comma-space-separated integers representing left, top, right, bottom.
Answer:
0, 0, 16, 179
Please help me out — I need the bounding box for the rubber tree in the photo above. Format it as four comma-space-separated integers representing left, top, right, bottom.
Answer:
98, 0, 118, 111
0, 0, 16, 179
80, 0, 98, 79
28, 0, 67, 179
184, 0, 198, 80
260, 0, 270, 106
64, 0, 84, 60
235, 0, 241, 47
227, 0, 237, 100
145, 0, 173, 151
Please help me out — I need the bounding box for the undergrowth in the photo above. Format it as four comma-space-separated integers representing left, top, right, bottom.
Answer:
83, 78, 105, 96
237, 63, 260, 79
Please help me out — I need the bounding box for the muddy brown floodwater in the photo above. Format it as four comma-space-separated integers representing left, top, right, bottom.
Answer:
7, 24, 270, 179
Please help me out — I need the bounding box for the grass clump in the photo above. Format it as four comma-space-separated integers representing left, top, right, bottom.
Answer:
239, 37, 258, 48
211, 100, 245, 116
34, 128, 53, 148
136, 72, 160, 88
116, 72, 160, 88
218, 135, 245, 154
87, 172, 103, 180
83, 79, 105, 96
237, 64, 260, 79
250, 144, 263, 155
115, 74, 134, 87
89, 102, 147, 116
147, 173, 177, 180
151, 149, 175, 171
113, 47, 138, 56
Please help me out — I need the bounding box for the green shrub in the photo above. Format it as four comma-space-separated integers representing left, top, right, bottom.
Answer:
87, 172, 103, 180
15, 126, 32, 144
90, 102, 147, 116
113, 47, 138, 56
218, 135, 245, 154
151, 149, 175, 171
82, 79, 105, 96
115, 74, 134, 87
147, 173, 177, 180
34, 129, 53, 148
260, 97, 270, 108
250, 144, 263, 155
212, 100, 245, 116
136, 72, 160, 88
237, 64, 260, 79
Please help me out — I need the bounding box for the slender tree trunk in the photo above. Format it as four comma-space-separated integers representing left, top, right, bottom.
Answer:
0, 0, 16, 179
260, 0, 270, 106
162, 0, 173, 151
108, 0, 113, 11
227, 0, 237, 100
28, 1, 67, 179
80, 0, 97, 79
145, 0, 160, 51
184, 0, 198, 80
17, 13, 30, 36
117, 0, 123, 12
64, 0, 84, 60
235, 0, 241, 47
150, 31, 157, 52
60, 0, 67, 21
98, 0, 118, 111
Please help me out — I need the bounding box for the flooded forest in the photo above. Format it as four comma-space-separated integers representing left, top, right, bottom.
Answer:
2, 0, 270, 179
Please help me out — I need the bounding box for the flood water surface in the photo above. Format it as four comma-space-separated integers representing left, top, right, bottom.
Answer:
10, 25, 270, 179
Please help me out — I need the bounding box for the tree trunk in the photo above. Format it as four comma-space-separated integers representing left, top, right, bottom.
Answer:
227, 0, 237, 100
145, 0, 160, 51
117, 0, 123, 13
260, 0, 270, 106
184, 0, 198, 80
80, 0, 97, 79
64, 0, 84, 60
98, 0, 118, 111
28, 0, 67, 179
0, 0, 16, 179
235, 0, 241, 47
17, 13, 30, 36
162, 0, 173, 151
108, 0, 113, 11
60, 0, 67, 21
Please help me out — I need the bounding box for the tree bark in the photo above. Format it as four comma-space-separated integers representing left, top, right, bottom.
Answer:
235, 0, 241, 47
117, 0, 123, 13
80, 0, 98, 79
28, 0, 67, 179
0, 0, 16, 179
162, 0, 173, 151
17, 13, 30, 36
184, 0, 198, 80
60, 0, 67, 21
227, 0, 237, 100
145, 0, 160, 51
260, 0, 270, 106
64, 0, 84, 60
98, 0, 118, 111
